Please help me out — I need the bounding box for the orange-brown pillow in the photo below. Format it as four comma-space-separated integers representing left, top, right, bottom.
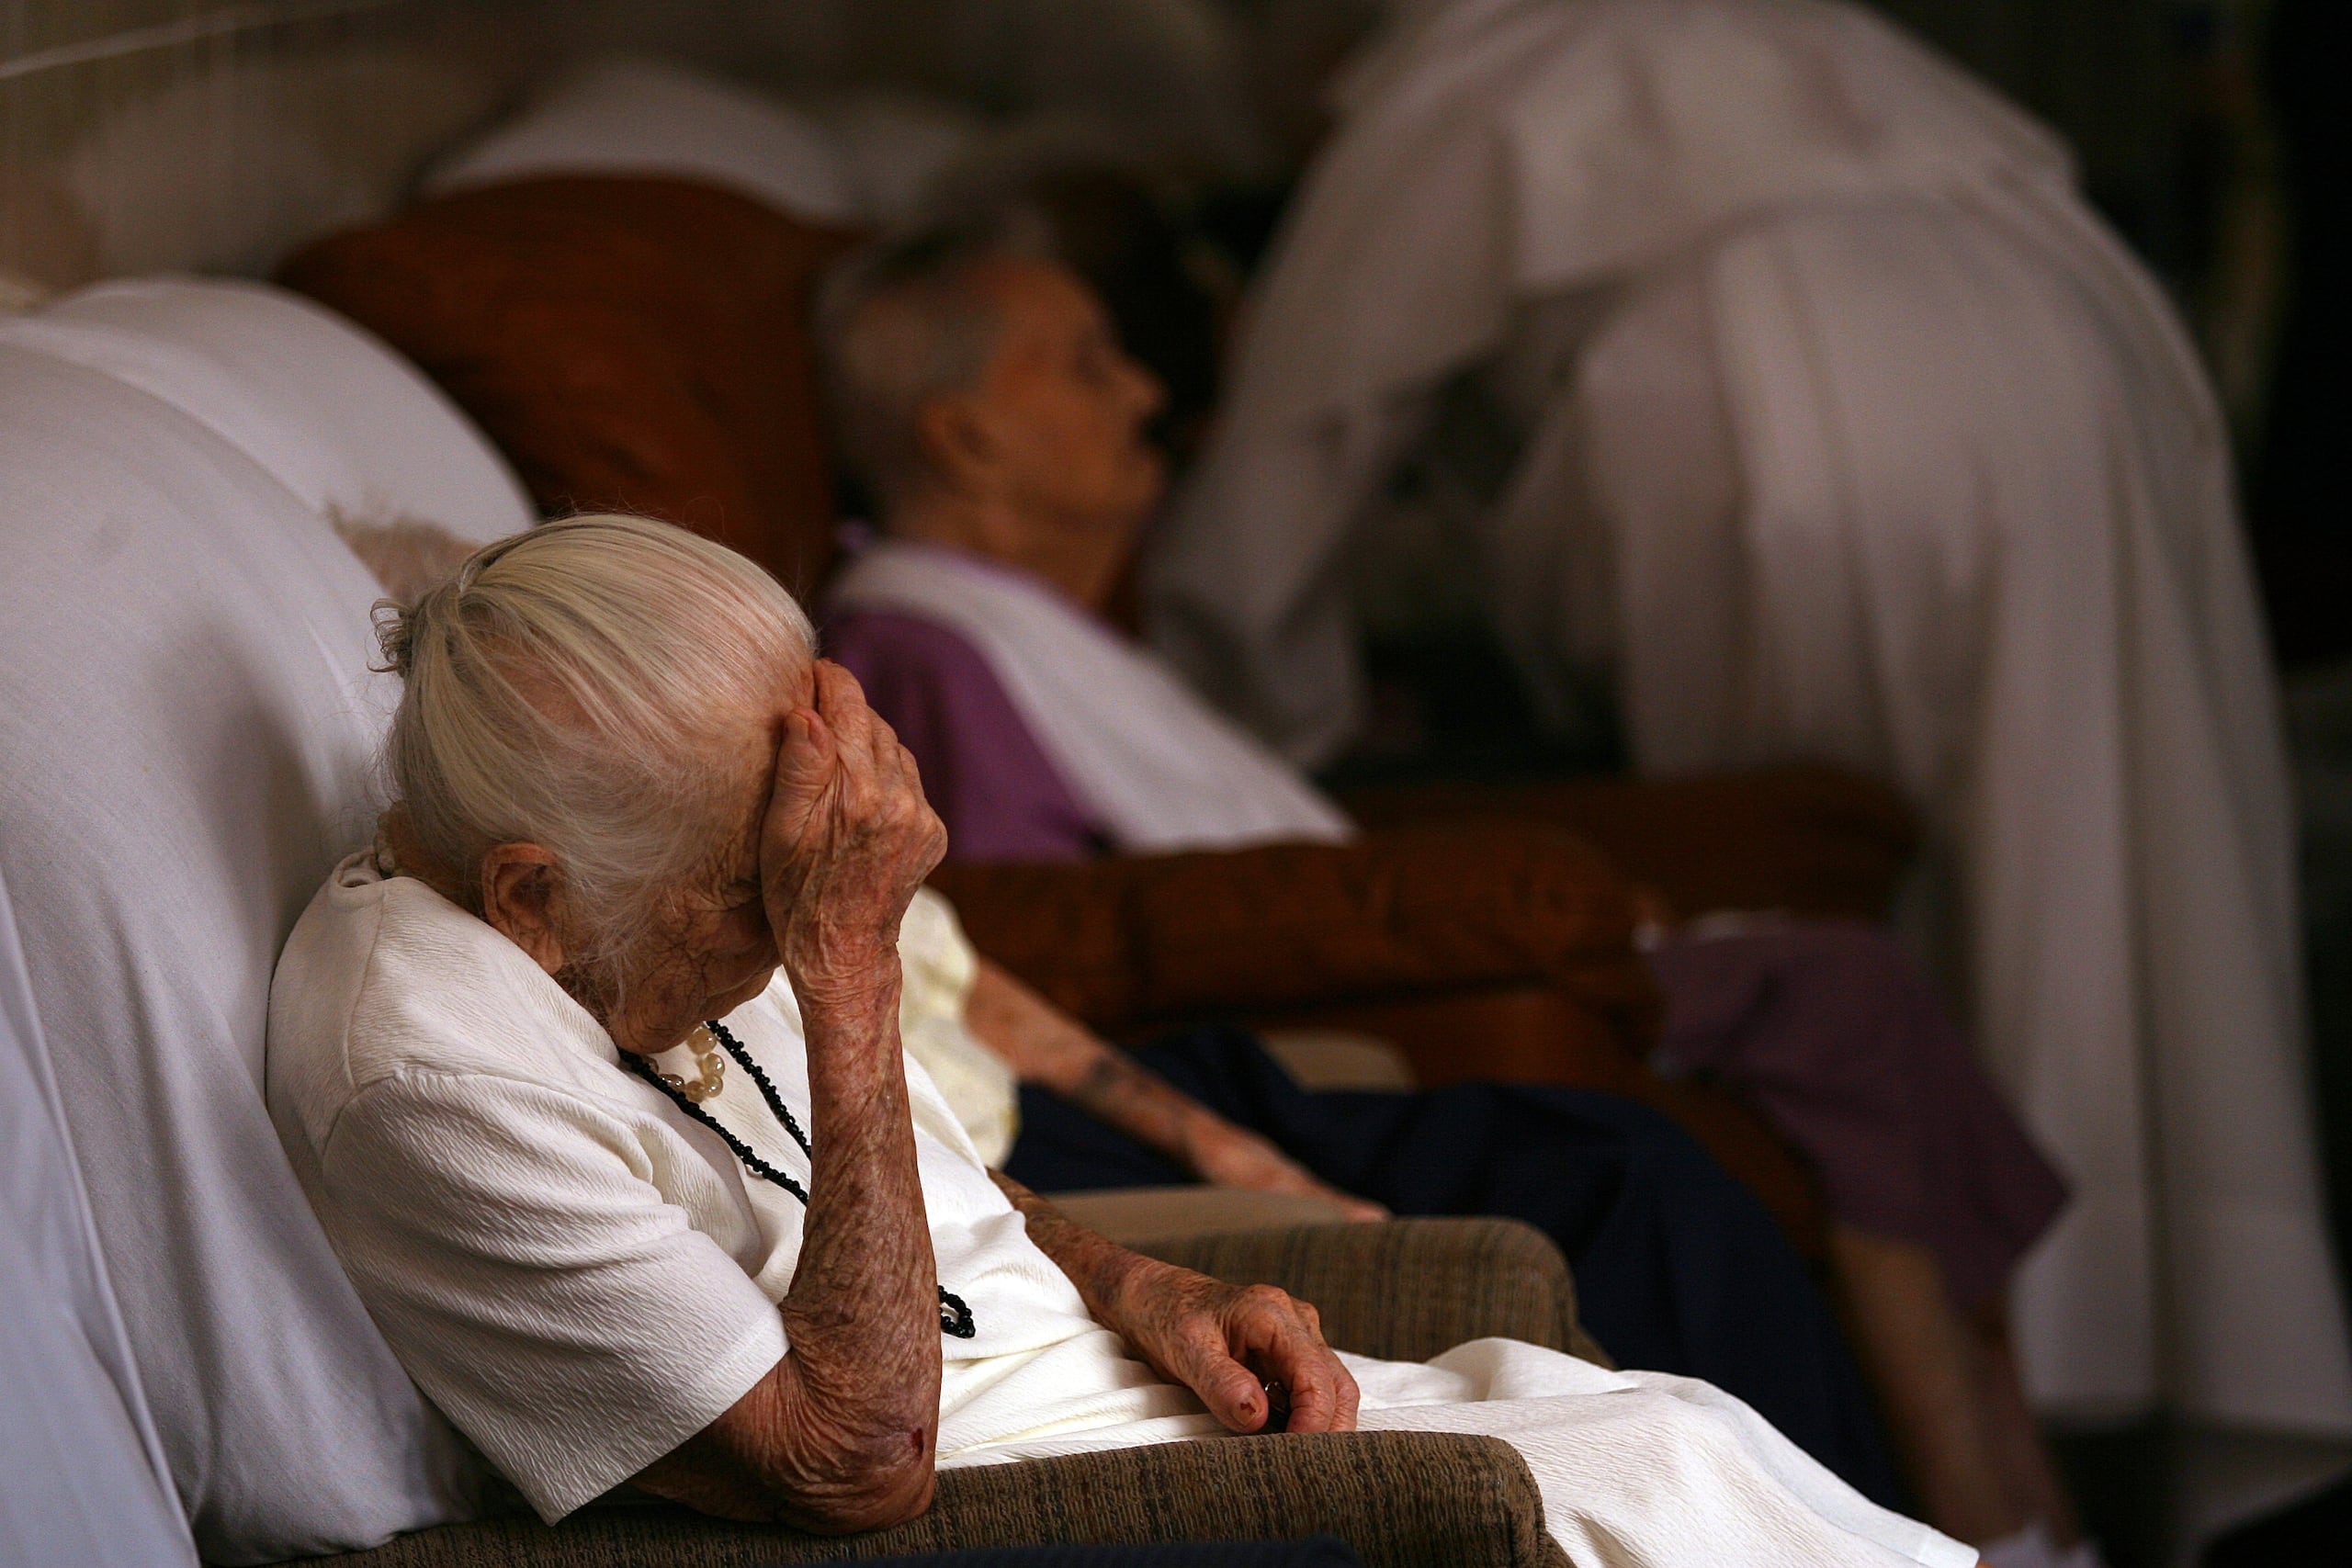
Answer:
1343, 763, 1919, 923
930, 819, 1661, 1046
279, 175, 860, 596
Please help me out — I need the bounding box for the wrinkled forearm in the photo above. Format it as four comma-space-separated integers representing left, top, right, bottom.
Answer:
964, 961, 1216, 1173
962, 959, 1102, 1090
642, 964, 942, 1532
989, 1169, 1158, 1330
1064, 1049, 1226, 1171
648, 652, 953, 1531
783, 970, 942, 1517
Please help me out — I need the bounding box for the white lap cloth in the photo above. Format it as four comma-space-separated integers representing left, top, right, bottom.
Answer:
268, 852, 1966, 1564
1150, 0, 2348, 1431
962, 1341, 1968, 1567
831, 538, 1352, 852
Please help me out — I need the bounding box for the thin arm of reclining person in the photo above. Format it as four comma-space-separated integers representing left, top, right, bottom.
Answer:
963, 960, 1387, 1222
628, 662, 950, 1532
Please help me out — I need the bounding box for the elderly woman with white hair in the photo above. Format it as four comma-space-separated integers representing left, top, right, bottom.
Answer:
266, 513, 1979, 1565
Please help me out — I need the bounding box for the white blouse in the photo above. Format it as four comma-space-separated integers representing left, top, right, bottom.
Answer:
266, 855, 1195, 1521
894, 888, 1019, 1168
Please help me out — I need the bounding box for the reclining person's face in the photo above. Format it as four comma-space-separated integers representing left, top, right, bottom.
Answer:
955, 260, 1167, 536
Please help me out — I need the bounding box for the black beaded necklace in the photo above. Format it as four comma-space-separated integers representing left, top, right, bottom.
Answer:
628, 1019, 976, 1339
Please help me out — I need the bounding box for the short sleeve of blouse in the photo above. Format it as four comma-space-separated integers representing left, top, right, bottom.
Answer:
315, 1068, 786, 1521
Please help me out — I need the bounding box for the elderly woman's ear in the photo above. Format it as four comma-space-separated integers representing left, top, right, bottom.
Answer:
479, 843, 570, 976
914, 393, 1002, 500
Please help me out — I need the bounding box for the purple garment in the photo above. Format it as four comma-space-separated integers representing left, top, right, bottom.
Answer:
823, 608, 1107, 863
1646, 922, 2070, 1310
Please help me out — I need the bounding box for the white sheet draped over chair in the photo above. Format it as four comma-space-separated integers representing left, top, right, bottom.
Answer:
0, 866, 198, 1568
0, 279, 532, 1560
1150, 0, 2350, 1430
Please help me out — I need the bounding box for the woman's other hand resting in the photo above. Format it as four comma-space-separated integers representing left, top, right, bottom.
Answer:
991, 1172, 1362, 1436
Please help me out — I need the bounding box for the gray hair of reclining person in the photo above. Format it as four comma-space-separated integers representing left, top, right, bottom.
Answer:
811, 209, 1168, 619
811, 208, 1052, 516
269, 513, 1977, 1562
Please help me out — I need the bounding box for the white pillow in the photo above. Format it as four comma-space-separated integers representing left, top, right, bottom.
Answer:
812, 88, 987, 224
0, 277, 532, 542
0, 343, 483, 1560
425, 55, 861, 226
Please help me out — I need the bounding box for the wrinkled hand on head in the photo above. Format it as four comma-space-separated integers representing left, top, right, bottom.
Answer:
760, 660, 947, 1002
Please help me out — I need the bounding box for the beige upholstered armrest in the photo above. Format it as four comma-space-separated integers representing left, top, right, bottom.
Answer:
297, 1431, 1566, 1567
1050, 1187, 1361, 1242
1137, 1217, 1611, 1369
1255, 1028, 1418, 1091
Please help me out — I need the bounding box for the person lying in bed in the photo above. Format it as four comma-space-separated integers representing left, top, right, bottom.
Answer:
268, 513, 1974, 1565
808, 222, 2086, 1568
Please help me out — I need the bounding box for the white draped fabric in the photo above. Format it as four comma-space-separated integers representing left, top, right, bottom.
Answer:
1151, 0, 2348, 1429
0, 279, 531, 1559
2, 276, 534, 534
0, 865, 198, 1568
830, 539, 1354, 852
424, 56, 868, 224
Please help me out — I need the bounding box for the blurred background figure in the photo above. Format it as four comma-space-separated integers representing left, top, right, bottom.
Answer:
812, 225, 2097, 1562
1142, 0, 2350, 1462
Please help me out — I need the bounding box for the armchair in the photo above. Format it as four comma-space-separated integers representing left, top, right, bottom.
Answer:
931, 819, 1837, 1252
0, 263, 1595, 1568
289, 1219, 1580, 1568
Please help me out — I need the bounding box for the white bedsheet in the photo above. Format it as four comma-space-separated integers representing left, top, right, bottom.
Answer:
0, 276, 532, 537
